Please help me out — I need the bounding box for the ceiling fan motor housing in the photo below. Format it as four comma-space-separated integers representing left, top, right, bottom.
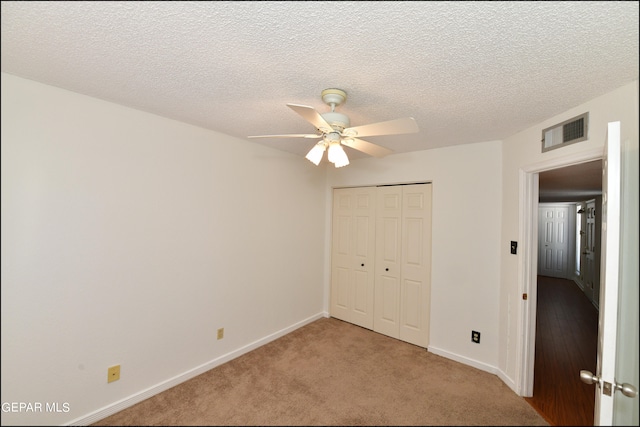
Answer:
323, 132, 341, 143
320, 89, 350, 131
321, 112, 350, 131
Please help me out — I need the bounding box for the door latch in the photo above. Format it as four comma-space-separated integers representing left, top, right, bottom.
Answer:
580, 370, 638, 398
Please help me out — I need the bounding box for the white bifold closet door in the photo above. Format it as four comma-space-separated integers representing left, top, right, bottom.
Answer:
330, 186, 376, 330
374, 184, 432, 347
330, 183, 432, 348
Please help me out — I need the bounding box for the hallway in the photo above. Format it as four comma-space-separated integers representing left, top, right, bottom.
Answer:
525, 276, 599, 426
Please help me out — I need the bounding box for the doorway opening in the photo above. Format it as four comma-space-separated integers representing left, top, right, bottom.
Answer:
517, 149, 603, 423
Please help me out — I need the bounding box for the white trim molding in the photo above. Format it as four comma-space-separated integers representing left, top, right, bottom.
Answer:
516, 147, 604, 397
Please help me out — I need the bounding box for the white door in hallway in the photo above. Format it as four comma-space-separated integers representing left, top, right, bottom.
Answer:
582, 200, 597, 302
538, 205, 570, 278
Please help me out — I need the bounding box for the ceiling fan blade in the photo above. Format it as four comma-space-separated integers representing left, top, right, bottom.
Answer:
341, 137, 393, 158
248, 134, 321, 139
287, 104, 335, 133
344, 117, 419, 138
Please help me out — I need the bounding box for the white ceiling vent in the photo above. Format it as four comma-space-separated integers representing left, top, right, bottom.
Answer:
541, 112, 589, 152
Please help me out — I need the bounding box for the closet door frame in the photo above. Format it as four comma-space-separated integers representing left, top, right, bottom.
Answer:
330, 183, 432, 348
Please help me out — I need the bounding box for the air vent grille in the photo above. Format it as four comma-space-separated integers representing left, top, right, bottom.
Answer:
542, 112, 589, 152
563, 117, 584, 142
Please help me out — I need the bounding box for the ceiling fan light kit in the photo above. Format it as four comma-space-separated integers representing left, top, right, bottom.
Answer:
328, 141, 349, 167
305, 142, 327, 166
248, 88, 419, 167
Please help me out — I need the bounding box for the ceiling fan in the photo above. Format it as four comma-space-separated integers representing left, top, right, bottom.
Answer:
248, 88, 419, 167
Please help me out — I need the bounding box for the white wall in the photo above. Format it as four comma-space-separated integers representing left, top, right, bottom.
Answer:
2, 71, 637, 425
498, 80, 639, 388
0, 73, 328, 426
326, 140, 504, 373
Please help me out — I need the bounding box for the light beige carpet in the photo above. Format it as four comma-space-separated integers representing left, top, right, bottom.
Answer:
93, 317, 548, 426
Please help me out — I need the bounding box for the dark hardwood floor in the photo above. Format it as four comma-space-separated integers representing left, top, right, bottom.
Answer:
525, 275, 599, 426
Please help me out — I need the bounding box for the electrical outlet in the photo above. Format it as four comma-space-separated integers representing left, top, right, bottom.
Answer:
107, 365, 120, 383
217, 328, 224, 340
472, 331, 481, 344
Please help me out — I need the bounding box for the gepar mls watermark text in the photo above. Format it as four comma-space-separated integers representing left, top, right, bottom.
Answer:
2, 402, 70, 413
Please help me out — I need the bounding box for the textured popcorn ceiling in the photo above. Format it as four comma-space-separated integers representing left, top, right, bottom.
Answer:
1, 1, 638, 164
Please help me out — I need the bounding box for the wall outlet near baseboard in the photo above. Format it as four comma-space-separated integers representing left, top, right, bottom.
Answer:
107, 365, 120, 383
471, 331, 481, 344
217, 328, 224, 340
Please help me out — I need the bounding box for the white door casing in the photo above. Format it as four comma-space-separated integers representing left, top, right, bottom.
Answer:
517, 147, 603, 398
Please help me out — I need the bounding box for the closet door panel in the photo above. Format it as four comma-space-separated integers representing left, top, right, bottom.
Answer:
351, 188, 375, 329
401, 214, 425, 336
404, 218, 424, 265
402, 278, 422, 329
375, 275, 399, 337
330, 187, 375, 329
331, 191, 352, 323
374, 187, 402, 338
334, 267, 350, 310
399, 184, 432, 347
353, 270, 371, 320
335, 215, 351, 254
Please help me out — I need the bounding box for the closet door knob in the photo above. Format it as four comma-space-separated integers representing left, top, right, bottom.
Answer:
385, 268, 389, 271
361, 263, 365, 267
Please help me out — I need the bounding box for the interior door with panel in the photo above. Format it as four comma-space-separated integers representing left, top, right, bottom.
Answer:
580, 121, 639, 425
330, 187, 376, 329
612, 124, 639, 425
538, 204, 570, 278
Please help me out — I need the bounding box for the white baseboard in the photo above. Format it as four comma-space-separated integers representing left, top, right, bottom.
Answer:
68, 312, 326, 426
496, 369, 518, 394
427, 345, 498, 375
427, 346, 521, 395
